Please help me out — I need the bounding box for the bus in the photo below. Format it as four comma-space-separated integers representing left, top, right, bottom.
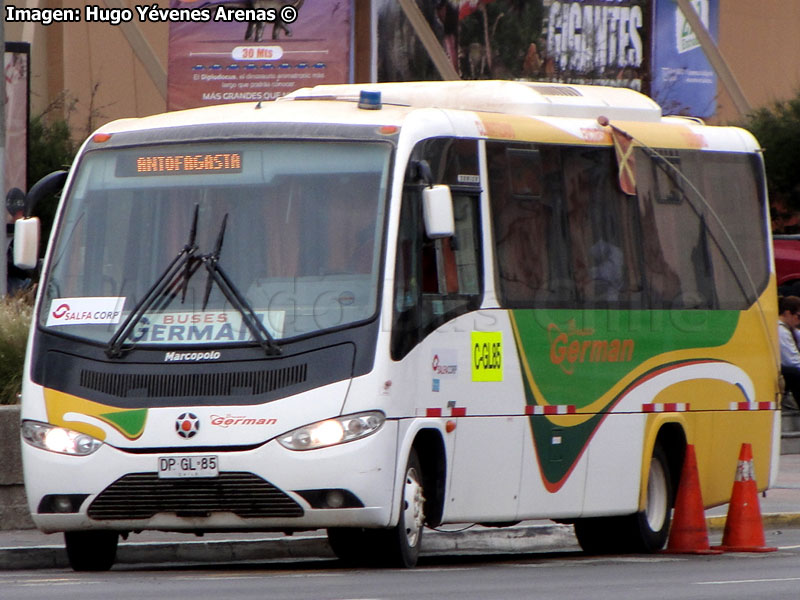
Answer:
14, 80, 780, 571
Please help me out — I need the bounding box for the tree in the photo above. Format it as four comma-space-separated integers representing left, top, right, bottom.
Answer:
741, 92, 800, 232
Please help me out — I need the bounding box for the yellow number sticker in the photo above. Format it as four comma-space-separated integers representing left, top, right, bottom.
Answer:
471, 332, 503, 382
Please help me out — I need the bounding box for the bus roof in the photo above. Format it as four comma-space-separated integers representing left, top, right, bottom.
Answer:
284, 80, 663, 122
96, 81, 663, 137
91, 81, 761, 154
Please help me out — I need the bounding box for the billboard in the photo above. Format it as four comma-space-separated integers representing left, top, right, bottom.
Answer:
542, 0, 649, 90
651, 0, 718, 117
376, 1, 650, 91
167, 0, 354, 110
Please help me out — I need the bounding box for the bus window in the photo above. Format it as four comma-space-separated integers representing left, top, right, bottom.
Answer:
562, 148, 645, 307
487, 143, 564, 306
393, 190, 482, 359
699, 152, 769, 308
488, 143, 647, 308
637, 150, 716, 309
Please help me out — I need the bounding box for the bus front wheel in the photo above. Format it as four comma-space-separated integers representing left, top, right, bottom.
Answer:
377, 448, 426, 567
327, 448, 426, 568
574, 445, 673, 554
64, 530, 119, 571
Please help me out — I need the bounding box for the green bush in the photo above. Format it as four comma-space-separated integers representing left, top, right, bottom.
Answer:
0, 291, 34, 404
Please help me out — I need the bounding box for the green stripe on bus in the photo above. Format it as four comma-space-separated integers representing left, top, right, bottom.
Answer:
512, 309, 740, 488
99, 409, 148, 439
512, 309, 739, 408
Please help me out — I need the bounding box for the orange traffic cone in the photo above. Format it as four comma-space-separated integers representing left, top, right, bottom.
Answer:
715, 443, 777, 553
663, 445, 722, 554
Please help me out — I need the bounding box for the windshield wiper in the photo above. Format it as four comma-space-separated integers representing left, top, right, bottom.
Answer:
201, 214, 282, 356
105, 205, 201, 358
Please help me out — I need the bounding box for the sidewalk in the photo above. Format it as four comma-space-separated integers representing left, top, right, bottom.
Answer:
2, 454, 799, 570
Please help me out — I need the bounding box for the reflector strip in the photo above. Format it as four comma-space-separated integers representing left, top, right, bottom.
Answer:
642, 402, 690, 413
525, 405, 577, 415
728, 401, 776, 411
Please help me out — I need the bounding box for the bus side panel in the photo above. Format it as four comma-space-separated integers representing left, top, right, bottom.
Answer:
389, 311, 528, 523
581, 413, 645, 517
445, 416, 525, 522
516, 414, 589, 520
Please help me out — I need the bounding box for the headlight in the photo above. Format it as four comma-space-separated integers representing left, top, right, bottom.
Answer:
278, 411, 385, 451
21, 420, 103, 456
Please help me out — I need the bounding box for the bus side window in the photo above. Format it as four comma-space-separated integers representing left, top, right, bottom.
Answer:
636, 151, 716, 309
392, 138, 483, 360
562, 147, 644, 307
392, 190, 482, 360
487, 142, 565, 306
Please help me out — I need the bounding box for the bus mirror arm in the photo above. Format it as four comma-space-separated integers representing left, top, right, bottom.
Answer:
412, 160, 434, 187
11, 170, 69, 271
24, 170, 68, 219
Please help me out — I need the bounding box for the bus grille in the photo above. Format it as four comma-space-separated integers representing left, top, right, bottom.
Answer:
80, 364, 308, 398
87, 472, 304, 520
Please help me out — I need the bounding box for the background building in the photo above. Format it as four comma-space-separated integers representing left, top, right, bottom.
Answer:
4, 0, 800, 145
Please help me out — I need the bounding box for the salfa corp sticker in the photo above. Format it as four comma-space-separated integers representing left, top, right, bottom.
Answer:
46, 297, 126, 326
431, 349, 458, 377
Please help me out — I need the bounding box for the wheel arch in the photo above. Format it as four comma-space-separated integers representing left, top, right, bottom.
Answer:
411, 428, 447, 528
639, 418, 687, 511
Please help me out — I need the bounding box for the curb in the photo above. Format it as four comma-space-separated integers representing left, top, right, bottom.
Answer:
0, 524, 576, 571
706, 511, 800, 532
4, 516, 800, 571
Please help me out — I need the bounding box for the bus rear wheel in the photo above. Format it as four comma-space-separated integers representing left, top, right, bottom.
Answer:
64, 530, 119, 571
574, 445, 673, 554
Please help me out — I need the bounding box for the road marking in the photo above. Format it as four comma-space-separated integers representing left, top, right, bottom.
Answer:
19, 581, 97, 587
511, 556, 685, 567
401, 567, 474, 573
697, 577, 800, 585
175, 573, 348, 581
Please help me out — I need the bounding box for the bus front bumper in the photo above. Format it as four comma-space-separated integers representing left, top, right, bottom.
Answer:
23, 420, 400, 534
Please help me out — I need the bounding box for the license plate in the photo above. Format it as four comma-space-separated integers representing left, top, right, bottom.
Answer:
158, 455, 219, 479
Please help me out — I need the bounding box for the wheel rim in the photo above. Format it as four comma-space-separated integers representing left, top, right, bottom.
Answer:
402, 466, 425, 548
645, 457, 668, 532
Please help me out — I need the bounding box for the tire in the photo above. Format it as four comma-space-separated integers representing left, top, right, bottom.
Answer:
64, 530, 119, 571
630, 444, 673, 552
326, 527, 375, 565
574, 445, 673, 554
327, 449, 426, 568
378, 448, 426, 567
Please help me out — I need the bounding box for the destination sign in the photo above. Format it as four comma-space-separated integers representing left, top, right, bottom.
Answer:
116, 152, 243, 176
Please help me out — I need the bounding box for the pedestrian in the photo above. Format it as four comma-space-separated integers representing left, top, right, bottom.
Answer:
778, 295, 800, 409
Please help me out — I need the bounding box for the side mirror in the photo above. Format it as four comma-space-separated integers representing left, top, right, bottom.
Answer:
14, 217, 40, 270
422, 185, 455, 239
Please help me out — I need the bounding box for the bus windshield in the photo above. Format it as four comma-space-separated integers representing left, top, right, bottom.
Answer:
39, 140, 391, 347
